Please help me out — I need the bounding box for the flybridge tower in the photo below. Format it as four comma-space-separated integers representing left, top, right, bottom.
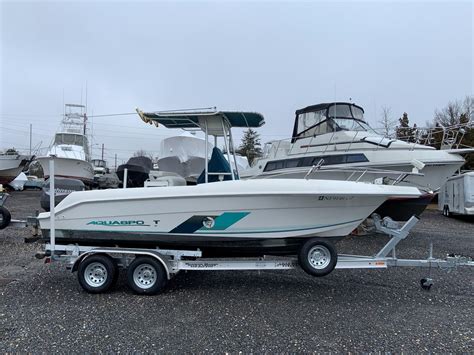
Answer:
62, 104, 87, 136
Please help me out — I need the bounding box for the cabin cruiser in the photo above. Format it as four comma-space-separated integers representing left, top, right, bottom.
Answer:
0, 152, 31, 186
36, 104, 94, 185
37, 109, 421, 257
242, 102, 471, 220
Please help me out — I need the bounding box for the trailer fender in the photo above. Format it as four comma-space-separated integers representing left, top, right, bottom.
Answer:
71, 250, 172, 279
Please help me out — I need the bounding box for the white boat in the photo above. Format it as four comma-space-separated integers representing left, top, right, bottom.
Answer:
91, 159, 107, 175
36, 104, 94, 185
0, 152, 31, 186
37, 109, 421, 257
158, 132, 249, 183
38, 178, 420, 255
157, 132, 213, 183
241, 102, 473, 220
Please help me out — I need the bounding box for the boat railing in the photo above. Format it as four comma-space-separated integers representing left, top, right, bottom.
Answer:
258, 165, 426, 189
394, 122, 473, 151
260, 121, 473, 160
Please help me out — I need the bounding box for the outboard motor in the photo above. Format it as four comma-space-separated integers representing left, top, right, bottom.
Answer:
40, 177, 85, 211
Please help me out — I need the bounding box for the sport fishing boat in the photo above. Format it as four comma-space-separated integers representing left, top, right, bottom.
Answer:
37, 109, 421, 257
36, 104, 94, 185
0, 151, 31, 186
241, 102, 473, 220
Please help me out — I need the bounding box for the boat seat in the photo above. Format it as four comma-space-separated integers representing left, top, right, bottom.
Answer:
197, 147, 238, 184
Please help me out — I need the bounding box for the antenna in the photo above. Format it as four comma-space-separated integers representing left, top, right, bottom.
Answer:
85, 81, 88, 114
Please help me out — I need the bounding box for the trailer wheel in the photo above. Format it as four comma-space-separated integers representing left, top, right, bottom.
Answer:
0, 206, 11, 230
298, 239, 337, 277
127, 256, 167, 295
77, 254, 117, 294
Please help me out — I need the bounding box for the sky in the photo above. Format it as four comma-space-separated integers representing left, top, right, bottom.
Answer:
1, 0, 473, 166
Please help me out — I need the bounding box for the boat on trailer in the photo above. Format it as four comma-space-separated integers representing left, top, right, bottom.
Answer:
37, 109, 419, 254
6, 108, 470, 295
37, 178, 420, 256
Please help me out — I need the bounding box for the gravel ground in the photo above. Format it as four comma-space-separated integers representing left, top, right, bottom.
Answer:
0, 190, 473, 352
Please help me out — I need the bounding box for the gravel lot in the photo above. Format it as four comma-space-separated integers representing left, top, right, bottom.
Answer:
1, 190, 473, 352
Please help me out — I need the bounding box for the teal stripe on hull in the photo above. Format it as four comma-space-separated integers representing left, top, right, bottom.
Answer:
48, 218, 363, 236
194, 218, 363, 234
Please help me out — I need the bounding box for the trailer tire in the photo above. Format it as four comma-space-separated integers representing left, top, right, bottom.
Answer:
77, 254, 117, 294
127, 256, 167, 295
0, 206, 11, 229
298, 239, 337, 277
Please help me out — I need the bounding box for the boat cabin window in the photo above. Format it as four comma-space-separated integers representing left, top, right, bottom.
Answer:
92, 160, 106, 167
263, 153, 369, 172
54, 133, 86, 147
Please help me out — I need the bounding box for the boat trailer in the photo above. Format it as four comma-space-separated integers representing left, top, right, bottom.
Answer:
32, 213, 472, 294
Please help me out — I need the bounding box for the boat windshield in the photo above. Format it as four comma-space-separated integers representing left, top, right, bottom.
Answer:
294, 103, 377, 139
328, 104, 365, 120
332, 118, 378, 134
92, 159, 106, 167
54, 133, 87, 147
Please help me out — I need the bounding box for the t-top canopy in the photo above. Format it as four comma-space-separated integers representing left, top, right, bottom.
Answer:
136, 108, 265, 130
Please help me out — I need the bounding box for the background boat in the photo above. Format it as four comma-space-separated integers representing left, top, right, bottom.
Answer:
116, 156, 153, 188
36, 104, 94, 185
0, 152, 31, 186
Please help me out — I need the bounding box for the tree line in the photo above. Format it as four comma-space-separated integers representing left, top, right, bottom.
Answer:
379, 96, 473, 169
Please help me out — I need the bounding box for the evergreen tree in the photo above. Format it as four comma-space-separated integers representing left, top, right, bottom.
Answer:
396, 113, 416, 142
236, 128, 262, 166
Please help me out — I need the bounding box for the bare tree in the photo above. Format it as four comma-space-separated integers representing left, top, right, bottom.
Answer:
133, 149, 151, 158
462, 96, 474, 123
433, 96, 473, 127
378, 106, 397, 137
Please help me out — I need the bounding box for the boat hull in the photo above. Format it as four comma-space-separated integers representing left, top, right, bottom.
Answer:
37, 179, 420, 256
0, 155, 30, 185
246, 161, 462, 221
37, 157, 94, 185
374, 193, 435, 221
